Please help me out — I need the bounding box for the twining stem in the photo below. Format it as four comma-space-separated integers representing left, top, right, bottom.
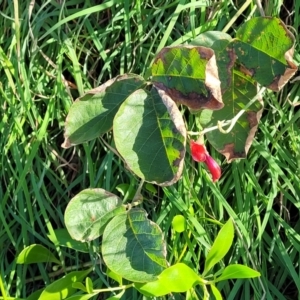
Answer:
202, 283, 210, 300
217, 87, 266, 134
177, 230, 192, 263
93, 283, 134, 293
188, 87, 266, 137
14, 261, 99, 284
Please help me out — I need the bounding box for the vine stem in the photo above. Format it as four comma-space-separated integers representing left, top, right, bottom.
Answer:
202, 284, 210, 300
11, 261, 99, 284
188, 87, 266, 137
177, 231, 192, 263
93, 283, 134, 293
216, 86, 266, 134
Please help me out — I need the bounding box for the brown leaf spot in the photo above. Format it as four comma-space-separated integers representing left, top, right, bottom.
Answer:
172, 148, 185, 169
244, 103, 263, 158
268, 20, 297, 91
219, 143, 246, 162
155, 47, 170, 62
239, 65, 255, 77
155, 82, 223, 110
219, 104, 263, 163
224, 48, 236, 89
195, 47, 213, 60
268, 63, 297, 91
247, 111, 259, 128
153, 46, 223, 110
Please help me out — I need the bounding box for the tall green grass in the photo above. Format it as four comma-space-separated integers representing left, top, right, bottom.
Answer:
0, 0, 299, 299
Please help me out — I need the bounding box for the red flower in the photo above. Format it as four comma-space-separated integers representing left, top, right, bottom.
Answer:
204, 154, 221, 182
190, 140, 207, 162
190, 140, 221, 182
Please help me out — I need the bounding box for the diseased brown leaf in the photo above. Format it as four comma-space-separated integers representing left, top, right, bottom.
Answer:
205, 71, 263, 162
152, 46, 223, 111
233, 17, 297, 92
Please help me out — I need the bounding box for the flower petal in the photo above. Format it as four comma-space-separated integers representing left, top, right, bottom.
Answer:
190, 140, 207, 162
204, 154, 221, 182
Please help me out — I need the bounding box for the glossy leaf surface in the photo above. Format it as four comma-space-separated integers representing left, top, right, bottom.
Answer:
203, 219, 234, 275
134, 263, 200, 296
172, 215, 186, 233
64, 189, 125, 242
39, 268, 92, 300
215, 264, 261, 282
16, 244, 61, 265
113, 87, 186, 186
47, 229, 89, 253
64, 294, 99, 300
106, 290, 125, 300
62, 74, 145, 148
102, 208, 167, 282
210, 284, 223, 300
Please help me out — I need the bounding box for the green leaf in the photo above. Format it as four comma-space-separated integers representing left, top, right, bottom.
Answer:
106, 268, 123, 285
115, 183, 135, 199
209, 40, 235, 93
102, 208, 167, 282
190, 31, 234, 93
210, 284, 223, 300
172, 215, 186, 233
204, 70, 263, 161
215, 264, 261, 282
16, 244, 61, 265
26, 288, 44, 300
0, 298, 25, 300
115, 183, 129, 197
134, 276, 170, 297
39, 268, 92, 300
106, 291, 125, 300
85, 277, 93, 294
203, 219, 234, 275
64, 293, 99, 300
199, 108, 214, 126
47, 229, 89, 253
134, 263, 200, 297
158, 263, 200, 292
71, 282, 87, 293
152, 46, 223, 111
190, 31, 232, 48
113, 87, 186, 186
233, 17, 297, 91
145, 183, 157, 194
62, 74, 146, 148
64, 189, 126, 242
